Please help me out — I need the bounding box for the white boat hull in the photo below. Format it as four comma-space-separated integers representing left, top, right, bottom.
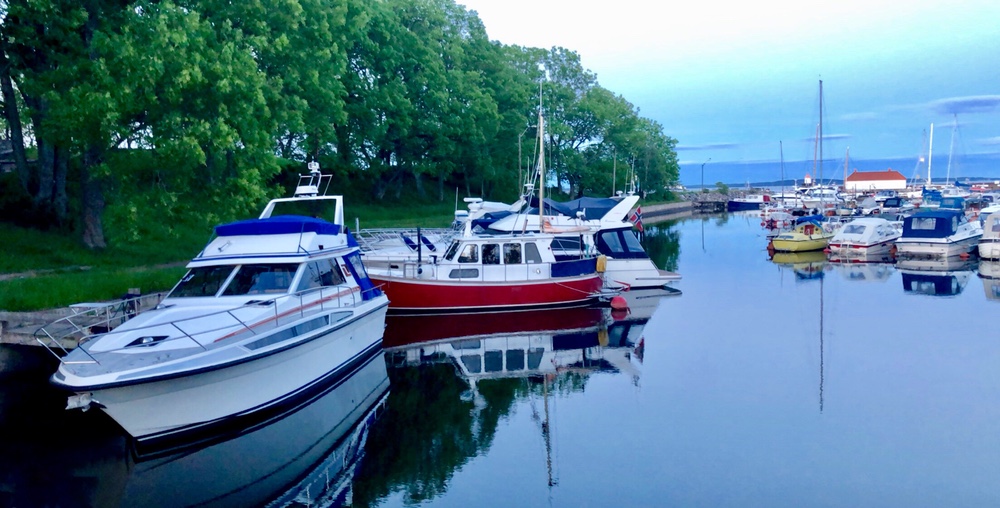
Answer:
83, 305, 387, 440
979, 240, 1000, 260
827, 240, 896, 260
602, 258, 680, 290
895, 235, 980, 259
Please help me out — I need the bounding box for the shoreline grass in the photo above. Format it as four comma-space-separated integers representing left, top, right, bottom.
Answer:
0, 200, 460, 312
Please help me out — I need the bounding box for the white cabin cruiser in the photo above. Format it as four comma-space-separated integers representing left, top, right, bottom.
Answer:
44, 167, 389, 442
827, 217, 902, 260
894, 209, 982, 259
978, 212, 1000, 260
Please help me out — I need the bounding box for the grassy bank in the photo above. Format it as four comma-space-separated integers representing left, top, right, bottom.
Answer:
1, 200, 458, 312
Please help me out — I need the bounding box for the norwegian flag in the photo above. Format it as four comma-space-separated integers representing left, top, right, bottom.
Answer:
629, 205, 644, 233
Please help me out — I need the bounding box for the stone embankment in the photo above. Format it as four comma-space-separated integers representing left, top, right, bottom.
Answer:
638, 201, 694, 223
688, 192, 728, 213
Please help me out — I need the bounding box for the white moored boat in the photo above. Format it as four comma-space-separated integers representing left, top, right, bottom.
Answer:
43, 166, 389, 442
894, 209, 982, 259
977, 212, 1000, 260
827, 217, 902, 261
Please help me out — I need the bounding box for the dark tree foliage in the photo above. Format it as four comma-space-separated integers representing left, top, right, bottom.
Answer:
0, 0, 679, 246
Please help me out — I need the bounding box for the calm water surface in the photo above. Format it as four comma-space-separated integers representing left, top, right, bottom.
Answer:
3, 211, 1000, 507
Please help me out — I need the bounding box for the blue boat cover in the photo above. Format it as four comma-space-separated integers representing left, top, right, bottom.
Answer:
527, 196, 624, 221
795, 215, 824, 225
215, 215, 343, 237
901, 210, 962, 238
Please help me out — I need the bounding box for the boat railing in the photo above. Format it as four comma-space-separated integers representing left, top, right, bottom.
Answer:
34, 282, 370, 365
354, 227, 457, 253
32, 292, 167, 358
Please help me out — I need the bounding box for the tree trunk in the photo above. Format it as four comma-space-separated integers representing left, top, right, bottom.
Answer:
414, 172, 425, 198
81, 148, 106, 249
54, 146, 69, 223
0, 41, 31, 191
437, 172, 444, 202
35, 140, 55, 204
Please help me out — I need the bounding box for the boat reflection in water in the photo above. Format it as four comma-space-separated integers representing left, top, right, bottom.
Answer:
0, 353, 389, 507
356, 305, 649, 496
827, 258, 896, 283
768, 250, 828, 280
382, 305, 646, 384
897, 256, 978, 297
977, 260, 1000, 301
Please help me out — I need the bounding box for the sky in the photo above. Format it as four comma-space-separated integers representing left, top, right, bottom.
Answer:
458, 0, 1000, 173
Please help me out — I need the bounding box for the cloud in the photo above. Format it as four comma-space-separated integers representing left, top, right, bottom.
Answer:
978, 136, 1000, 146
676, 143, 741, 151
927, 95, 1000, 115
799, 133, 851, 143
838, 111, 879, 121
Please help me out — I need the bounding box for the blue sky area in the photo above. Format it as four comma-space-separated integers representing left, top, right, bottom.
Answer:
460, 0, 1000, 180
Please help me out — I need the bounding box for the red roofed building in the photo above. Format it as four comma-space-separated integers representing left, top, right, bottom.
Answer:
844, 168, 907, 193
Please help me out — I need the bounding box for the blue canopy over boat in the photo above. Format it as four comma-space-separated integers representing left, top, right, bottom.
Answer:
215, 215, 343, 237
901, 210, 963, 238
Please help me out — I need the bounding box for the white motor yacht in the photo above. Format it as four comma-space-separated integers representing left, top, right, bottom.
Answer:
827, 217, 902, 260
44, 167, 389, 442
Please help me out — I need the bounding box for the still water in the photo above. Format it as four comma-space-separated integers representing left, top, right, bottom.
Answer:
3, 211, 1000, 507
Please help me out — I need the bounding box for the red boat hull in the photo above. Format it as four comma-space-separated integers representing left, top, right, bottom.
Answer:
382, 306, 609, 347
369, 274, 603, 313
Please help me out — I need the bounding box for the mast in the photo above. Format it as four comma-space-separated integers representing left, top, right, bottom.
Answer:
946, 114, 957, 185
612, 148, 617, 196
780, 141, 785, 197
818, 79, 824, 184
844, 146, 849, 193
928, 123, 934, 186
536, 74, 545, 230
812, 123, 819, 178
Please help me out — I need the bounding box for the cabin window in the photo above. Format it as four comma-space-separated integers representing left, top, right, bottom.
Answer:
843, 225, 866, 235
524, 242, 542, 263
461, 354, 482, 373
992, 222, 1000, 232
953, 216, 959, 230
622, 230, 645, 252
484, 350, 503, 372
504, 243, 522, 264
600, 231, 625, 254
482, 244, 500, 264
296, 259, 346, 292
911, 217, 937, 230
222, 263, 298, 295
506, 349, 525, 371
171, 266, 236, 297
449, 268, 480, 279
458, 244, 479, 263
443, 241, 460, 261
527, 347, 544, 369
552, 237, 582, 252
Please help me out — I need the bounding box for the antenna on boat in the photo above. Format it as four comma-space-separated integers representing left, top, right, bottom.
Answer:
294, 161, 326, 197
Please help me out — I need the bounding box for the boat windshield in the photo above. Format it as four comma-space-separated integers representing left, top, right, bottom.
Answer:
171, 266, 238, 298
222, 263, 300, 296
842, 224, 867, 235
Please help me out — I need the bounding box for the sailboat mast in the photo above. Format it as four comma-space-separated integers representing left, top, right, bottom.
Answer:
844, 146, 849, 193
537, 108, 545, 229
946, 114, 957, 185
819, 79, 823, 184
928, 123, 934, 186
780, 141, 785, 197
